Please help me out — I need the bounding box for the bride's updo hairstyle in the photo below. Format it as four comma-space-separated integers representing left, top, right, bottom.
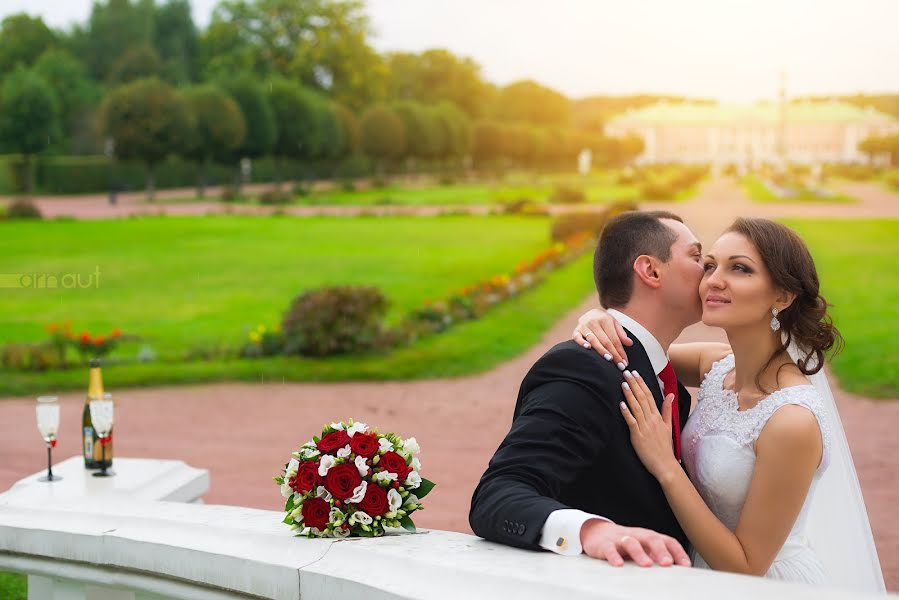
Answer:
725, 217, 843, 376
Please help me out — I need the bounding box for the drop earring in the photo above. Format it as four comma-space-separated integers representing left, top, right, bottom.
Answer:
770, 307, 781, 332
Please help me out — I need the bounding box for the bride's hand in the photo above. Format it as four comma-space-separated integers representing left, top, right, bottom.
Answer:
572, 308, 633, 369
619, 370, 679, 481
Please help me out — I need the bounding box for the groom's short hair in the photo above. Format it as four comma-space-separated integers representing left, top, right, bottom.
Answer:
594, 210, 684, 308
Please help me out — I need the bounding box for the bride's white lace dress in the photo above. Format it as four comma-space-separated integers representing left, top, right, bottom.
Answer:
681, 354, 831, 584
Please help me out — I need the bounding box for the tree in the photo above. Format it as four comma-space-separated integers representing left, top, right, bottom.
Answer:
0, 67, 61, 194
859, 133, 899, 166
108, 44, 162, 84
433, 102, 472, 161
386, 49, 493, 118
0, 14, 58, 75
33, 49, 100, 148
218, 74, 277, 190
69, 0, 155, 82
198, 19, 255, 80
391, 101, 433, 163
182, 85, 247, 197
472, 121, 505, 165
492, 80, 571, 128
360, 104, 406, 172
267, 78, 330, 184
211, 0, 387, 110
332, 102, 360, 156
100, 77, 193, 200
153, 0, 199, 84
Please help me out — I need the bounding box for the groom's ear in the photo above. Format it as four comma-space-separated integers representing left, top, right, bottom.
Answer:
633, 255, 662, 289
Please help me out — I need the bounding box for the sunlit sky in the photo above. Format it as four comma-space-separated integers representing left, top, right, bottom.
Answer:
3, 0, 898, 103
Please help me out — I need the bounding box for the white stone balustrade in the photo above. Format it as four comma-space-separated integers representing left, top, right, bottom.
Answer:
0, 458, 893, 600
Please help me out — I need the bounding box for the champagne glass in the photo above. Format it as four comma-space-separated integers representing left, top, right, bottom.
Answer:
89, 394, 114, 477
36, 396, 62, 482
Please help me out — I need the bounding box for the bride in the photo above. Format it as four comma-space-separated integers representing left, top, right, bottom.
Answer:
572, 217, 884, 592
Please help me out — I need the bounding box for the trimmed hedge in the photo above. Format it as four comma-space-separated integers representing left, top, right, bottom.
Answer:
0, 155, 378, 195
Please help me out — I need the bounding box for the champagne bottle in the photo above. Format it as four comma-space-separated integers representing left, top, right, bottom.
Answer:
83, 359, 113, 469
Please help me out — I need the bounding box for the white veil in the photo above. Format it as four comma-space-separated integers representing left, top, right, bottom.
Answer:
786, 342, 886, 593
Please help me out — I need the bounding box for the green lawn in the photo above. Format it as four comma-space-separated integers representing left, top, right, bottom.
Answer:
784, 219, 898, 398
0, 215, 597, 396
743, 174, 855, 203
0, 572, 25, 600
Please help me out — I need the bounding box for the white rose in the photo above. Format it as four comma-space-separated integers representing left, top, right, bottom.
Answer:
347, 480, 367, 504
355, 455, 370, 477
378, 437, 394, 454
402, 437, 421, 456
347, 422, 369, 437
286, 458, 300, 475
387, 488, 402, 513
410, 457, 421, 472
404, 470, 422, 489
280, 482, 294, 498
373, 471, 398, 484
329, 422, 345, 431
318, 455, 337, 476
351, 511, 372, 525
332, 526, 351, 538
316, 486, 333, 502
402, 493, 420, 508
337, 444, 352, 459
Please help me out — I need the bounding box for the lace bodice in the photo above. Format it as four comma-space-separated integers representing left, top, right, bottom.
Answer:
681, 354, 831, 583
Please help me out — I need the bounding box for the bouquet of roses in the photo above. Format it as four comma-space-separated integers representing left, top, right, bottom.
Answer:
275, 419, 435, 538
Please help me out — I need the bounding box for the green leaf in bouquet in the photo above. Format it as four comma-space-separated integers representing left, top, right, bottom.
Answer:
399, 515, 417, 533
285, 495, 295, 512
415, 478, 436, 499
283, 513, 294, 525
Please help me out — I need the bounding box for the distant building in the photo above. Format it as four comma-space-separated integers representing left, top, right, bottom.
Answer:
605, 101, 899, 166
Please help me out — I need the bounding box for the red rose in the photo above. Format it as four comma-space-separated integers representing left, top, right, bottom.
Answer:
317, 430, 351, 454
324, 463, 362, 500
378, 451, 410, 482
301, 497, 330, 530
350, 432, 378, 458
358, 481, 389, 516
292, 461, 321, 494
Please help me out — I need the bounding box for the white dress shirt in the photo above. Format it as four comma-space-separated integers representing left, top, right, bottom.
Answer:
538, 309, 670, 555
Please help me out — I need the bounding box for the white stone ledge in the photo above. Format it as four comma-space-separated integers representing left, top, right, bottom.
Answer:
0, 495, 891, 600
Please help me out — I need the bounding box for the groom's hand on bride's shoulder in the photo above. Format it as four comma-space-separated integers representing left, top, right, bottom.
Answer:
580, 520, 691, 568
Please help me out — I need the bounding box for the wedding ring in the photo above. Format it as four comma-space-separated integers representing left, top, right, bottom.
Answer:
584, 331, 595, 338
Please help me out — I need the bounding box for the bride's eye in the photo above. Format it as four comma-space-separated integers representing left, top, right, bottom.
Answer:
733, 264, 753, 274
702, 262, 715, 272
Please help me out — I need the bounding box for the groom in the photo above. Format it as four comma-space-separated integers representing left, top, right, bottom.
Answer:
469, 210, 704, 567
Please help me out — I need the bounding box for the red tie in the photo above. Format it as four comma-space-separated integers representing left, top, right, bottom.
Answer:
659, 361, 681, 461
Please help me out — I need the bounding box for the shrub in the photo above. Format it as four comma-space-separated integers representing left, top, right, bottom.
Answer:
5, 197, 42, 219
499, 198, 537, 214
549, 183, 586, 204
884, 170, 899, 191
550, 201, 637, 242
281, 286, 391, 356
641, 180, 676, 200
258, 188, 291, 205
220, 184, 240, 202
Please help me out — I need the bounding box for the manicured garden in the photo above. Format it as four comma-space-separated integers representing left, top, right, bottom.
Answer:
0, 212, 604, 396
742, 173, 855, 203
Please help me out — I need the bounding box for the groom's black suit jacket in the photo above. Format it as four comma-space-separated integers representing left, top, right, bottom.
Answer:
469, 330, 691, 551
